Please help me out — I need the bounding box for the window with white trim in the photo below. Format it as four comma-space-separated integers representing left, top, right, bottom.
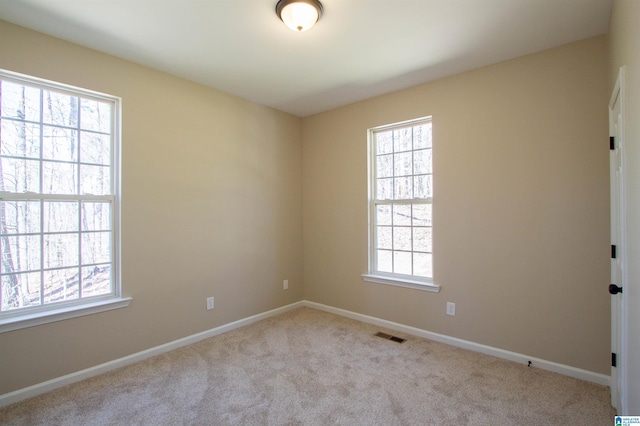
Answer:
364, 117, 436, 291
0, 70, 125, 328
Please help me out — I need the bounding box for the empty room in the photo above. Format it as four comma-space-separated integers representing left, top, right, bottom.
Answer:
0, 0, 638, 424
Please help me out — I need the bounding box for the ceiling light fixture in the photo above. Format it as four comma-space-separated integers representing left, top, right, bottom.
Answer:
275, 0, 323, 32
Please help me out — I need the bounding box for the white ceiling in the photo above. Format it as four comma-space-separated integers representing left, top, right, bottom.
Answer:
0, 0, 612, 117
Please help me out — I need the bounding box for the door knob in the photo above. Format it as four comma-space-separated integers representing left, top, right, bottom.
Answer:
609, 284, 623, 295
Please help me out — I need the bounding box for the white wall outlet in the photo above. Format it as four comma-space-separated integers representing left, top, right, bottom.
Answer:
283, 279, 289, 290
446, 302, 456, 316
206, 296, 214, 310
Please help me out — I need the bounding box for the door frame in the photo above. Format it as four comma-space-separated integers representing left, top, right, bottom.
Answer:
609, 66, 627, 414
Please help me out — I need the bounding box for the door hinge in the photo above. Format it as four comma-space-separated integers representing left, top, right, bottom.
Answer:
611, 245, 617, 259
609, 284, 623, 295
610, 136, 615, 150
612, 352, 617, 367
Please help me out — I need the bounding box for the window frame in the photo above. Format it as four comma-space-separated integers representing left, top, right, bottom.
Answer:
362, 116, 440, 293
0, 69, 130, 333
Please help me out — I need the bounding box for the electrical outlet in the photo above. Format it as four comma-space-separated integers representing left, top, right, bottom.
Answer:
446, 302, 456, 316
206, 296, 214, 310
283, 279, 289, 290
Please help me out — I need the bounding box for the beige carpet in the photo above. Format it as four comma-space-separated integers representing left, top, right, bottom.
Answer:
0, 307, 616, 425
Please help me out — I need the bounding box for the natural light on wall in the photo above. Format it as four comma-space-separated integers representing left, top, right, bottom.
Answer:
276, 0, 323, 32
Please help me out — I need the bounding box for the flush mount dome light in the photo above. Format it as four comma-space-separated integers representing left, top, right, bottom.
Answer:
276, 0, 323, 32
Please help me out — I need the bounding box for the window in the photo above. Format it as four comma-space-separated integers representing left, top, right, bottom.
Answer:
363, 117, 438, 292
0, 70, 128, 332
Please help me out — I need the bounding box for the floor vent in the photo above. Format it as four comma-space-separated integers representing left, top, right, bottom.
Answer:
375, 332, 406, 343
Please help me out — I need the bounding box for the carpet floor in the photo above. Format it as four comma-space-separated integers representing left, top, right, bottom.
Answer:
0, 307, 616, 425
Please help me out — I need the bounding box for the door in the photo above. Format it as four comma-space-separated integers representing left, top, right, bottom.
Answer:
609, 67, 625, 413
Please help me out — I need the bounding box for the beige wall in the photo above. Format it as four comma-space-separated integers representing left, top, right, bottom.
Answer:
0, 20, 303, 394
608, 0, 640, 412
303, 36, 611, 374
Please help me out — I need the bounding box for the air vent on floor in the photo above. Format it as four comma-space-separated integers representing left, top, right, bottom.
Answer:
374, 332, 406, 343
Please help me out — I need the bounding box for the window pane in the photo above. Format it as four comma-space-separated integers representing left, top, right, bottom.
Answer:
414, 175, 432, 199
80, 132, 110, 165
393, 227, 411, 251
394, 151, 412, 177
0, 235, 40, 274
376, 250, 392, 273
414, 123, 432, 149
81, 231, 111, 265
43, 90, 78, 127
44, 201, 79, 233
392, 204, 411, 226
1, 272, 41, 311
0, 81, 40, 122
393, 128, 412, 152
1, 120, 40, 158
376, 131, 392, 155
80, 99, 111, 133
80, 164, 110, 195
377, 178, 393, 200
414, 149, 432, 175
81, 202, 111, 231
82, 264, 111, 297
394, 176, 413, 199
413, 204, 432, 227
1, 201, 41, 235
414, 253, 432, 278
43, 161, 77, 194
376, 154, 393, 178
3, 235, 40, 273
376, 205, 391, 226
44, 267, 79, 304
376, 226, 392, 250
0, 157, 40, 193
44, 233, 79, 269
413, 227, 432, 253
43, 126, 77, 162
394, 251, 412, 275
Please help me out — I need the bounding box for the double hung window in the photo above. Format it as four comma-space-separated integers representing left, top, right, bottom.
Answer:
364, 117, 437, 291
0, 70, 126, 331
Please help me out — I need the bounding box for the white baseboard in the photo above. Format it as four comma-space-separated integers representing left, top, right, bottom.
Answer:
0, 299, 609, 408
303, 300, 610, 387
0, 301, 304, 408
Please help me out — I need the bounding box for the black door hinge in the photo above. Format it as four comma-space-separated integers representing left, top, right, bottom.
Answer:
612, 352, 617, 367
611, 245, 617, 259
610, 136, 615, 150
609, 284, 623, 295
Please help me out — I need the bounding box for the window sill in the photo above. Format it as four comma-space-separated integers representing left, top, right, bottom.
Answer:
0, 297, 132, 334
362, 274, 440, 292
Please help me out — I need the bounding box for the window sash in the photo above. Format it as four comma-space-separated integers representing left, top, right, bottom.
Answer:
371, 200, 433, 279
